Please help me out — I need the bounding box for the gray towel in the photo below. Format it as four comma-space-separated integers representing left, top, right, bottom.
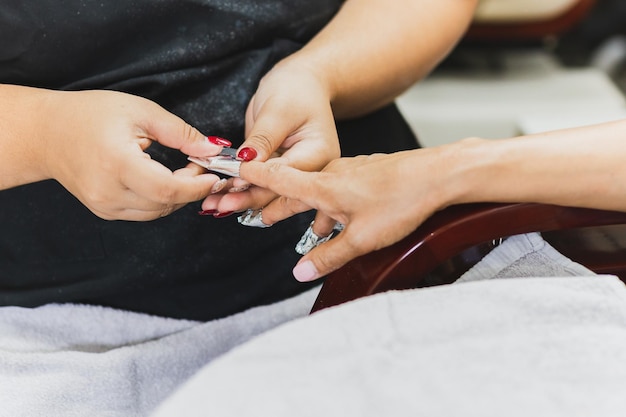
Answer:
0, 286, 320, 417
458, 232, 597, 282
151, 233, 626, 417
153, 277, 626, 417
0, 232, 617, 416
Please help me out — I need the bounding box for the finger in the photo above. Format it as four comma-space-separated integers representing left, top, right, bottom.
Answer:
254, 195, 313, 225
177, 162, 232, 195
310, 212, 338, 238
146, 105, 225, 157
239, 161, 319, 205
238, 102, 299, 161
175, 161, 211, 177
201, 183, 277, 214
122, 154, 223, 204
291, 230, 370, 282
229, 177, 251, 191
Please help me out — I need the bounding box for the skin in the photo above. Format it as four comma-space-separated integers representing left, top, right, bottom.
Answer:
202, 0, 478, 214
0, 86, 226, 220
240, 119, 626, 282
1, 0, 476, 220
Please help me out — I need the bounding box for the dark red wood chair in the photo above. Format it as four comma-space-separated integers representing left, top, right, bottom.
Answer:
466, 0, 597, 42
311, 203, 626, 312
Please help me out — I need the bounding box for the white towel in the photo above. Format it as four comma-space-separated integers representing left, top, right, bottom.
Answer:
2, 232, 623, 417
0, 285, 320, 417
151, 233, 626, 417
153, 276, 626, 417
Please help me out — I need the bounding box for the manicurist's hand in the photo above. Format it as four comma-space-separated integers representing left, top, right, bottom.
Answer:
200, 0, 477, 217
200, 63, 341, 215
1, 86, 226, 221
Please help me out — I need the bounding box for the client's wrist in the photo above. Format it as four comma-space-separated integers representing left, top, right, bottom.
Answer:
437, 137, 503, 207
268, 55, 334, 105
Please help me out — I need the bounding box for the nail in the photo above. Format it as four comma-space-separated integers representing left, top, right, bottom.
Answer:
293, 260, 319, 282
207, 136, 232, 147
228, 184, 250, 193
210, 178, 228, 194
295, 222, 333, 255
198, 209, 218, 216
237, 147, 257, 161
213, 211, 233, 218
237, 209, 272, 228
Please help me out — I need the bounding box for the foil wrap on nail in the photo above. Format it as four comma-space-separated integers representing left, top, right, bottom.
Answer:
237, 209, 271, 228
295, 221, 344, 255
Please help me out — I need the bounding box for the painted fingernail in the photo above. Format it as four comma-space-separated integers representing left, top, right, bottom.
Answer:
237, 147, 257, 161
213, 211, 233, 218
198, 209, 218, 216
207, 136, 232, 147
210, 178, 228, 194
293, 260, 319, 282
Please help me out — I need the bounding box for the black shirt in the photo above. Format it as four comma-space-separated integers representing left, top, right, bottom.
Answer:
0, 0, 418, 320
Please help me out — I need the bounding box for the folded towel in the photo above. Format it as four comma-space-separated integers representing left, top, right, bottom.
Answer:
0, 285, 320, 417
2, 232, 619, 416
458, 232, 597, 282
151, 233, 626, 417
153, 276, 626, 417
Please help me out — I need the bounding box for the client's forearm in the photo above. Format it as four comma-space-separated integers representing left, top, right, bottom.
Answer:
444, 120, 626, 212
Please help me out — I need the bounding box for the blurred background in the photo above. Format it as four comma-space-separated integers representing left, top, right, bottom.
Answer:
397, 0, 626, 146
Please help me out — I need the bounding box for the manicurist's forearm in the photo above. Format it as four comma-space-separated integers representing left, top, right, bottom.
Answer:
0, 84, 52, 190
444, 120, 626, 212
282, 0, 477, 119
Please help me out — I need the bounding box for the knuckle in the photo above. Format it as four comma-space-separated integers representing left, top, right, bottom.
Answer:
278, 196, 301, 216
180, 122, 197, 145
315, 254, 340, 276
266, 161, 284, 176
248, 130, 274, 154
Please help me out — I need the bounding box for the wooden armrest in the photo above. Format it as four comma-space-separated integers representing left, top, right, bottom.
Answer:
466, 0, 596, 41
311, 202, 626, 313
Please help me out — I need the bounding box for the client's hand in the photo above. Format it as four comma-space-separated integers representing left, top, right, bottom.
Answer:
240, 149, 446, 282
42, 90, 225, 221
200, 62, 341, 216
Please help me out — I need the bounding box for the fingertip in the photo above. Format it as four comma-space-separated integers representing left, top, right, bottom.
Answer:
293, 260, 321, 282
207, 136, 232, 147
177, 134, 224, 158
237, 147, 258, 162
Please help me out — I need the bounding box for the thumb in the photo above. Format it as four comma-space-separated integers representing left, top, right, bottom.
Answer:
292, 230, 368, 282
239, 100, 299, 162
147, 108, 226, 157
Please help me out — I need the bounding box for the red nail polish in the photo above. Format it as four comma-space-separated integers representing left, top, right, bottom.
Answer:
237, 147, 257, 162
207, 136, 232, 147
213, 211, 234, 218
198, 209, 218, 216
